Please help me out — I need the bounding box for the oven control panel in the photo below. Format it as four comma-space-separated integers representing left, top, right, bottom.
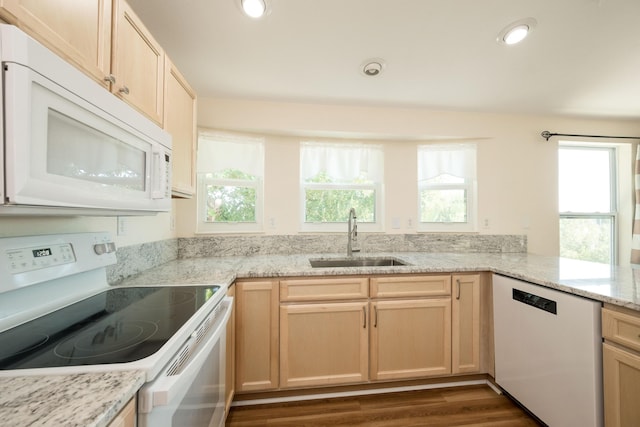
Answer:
7, 243, 76, 274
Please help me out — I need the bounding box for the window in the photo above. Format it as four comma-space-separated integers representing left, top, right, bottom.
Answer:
300, 141, 383, 232
417, 143, 477, 232
559, 144, 617, 263
196, 131, 264, 233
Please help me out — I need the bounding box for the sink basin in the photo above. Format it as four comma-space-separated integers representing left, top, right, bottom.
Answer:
309, 257, 408, 268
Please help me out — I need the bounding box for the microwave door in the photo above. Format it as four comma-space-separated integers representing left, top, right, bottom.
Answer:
3, 63, 168, 213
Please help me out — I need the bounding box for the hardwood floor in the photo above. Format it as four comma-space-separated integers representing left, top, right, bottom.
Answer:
226, 385, 542, 426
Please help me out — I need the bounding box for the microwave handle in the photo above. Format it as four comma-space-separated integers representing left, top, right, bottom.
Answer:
151, 148, 170, 199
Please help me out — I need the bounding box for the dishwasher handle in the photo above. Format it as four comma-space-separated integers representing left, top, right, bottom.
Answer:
512, 288, 557, 315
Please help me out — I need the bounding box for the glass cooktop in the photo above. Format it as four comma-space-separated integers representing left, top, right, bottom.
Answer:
0, 286, 219, 370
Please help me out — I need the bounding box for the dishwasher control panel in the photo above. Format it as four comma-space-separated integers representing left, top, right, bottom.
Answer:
512, 288, 557, 315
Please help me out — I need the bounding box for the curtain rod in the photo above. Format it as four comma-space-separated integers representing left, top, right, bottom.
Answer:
540, 131, 640, 141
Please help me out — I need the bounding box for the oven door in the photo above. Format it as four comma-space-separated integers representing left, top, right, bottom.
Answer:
138, 297, 232, 427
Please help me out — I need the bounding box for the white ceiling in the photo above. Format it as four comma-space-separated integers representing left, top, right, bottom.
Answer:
127, 0, 640, 119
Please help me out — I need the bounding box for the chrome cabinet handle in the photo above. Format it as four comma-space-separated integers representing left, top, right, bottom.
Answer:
104, 74, 116, 84
119, 86, 130, 95
363, 306, 366, 328
456, 279, 461, 300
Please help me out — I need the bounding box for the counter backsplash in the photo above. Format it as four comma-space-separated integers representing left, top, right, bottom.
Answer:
107, 234, 526, 285
179, 233, 527, 258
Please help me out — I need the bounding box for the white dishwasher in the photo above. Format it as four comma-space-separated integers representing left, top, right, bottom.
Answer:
492, 274, 603, 427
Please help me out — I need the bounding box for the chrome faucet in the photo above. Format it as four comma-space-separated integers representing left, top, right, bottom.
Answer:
347, 208, 359, 257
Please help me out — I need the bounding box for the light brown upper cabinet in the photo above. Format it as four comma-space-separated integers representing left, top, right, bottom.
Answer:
0, 0, 166, 126
111, 0, 164, 125
0, 0, 113, 88
164, 56, 197, 197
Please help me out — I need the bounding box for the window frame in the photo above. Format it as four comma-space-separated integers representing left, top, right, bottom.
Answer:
417, 144, 477, 232
299, 141, 384, 233
196, 132, 265, 234
558, 143, 618, 264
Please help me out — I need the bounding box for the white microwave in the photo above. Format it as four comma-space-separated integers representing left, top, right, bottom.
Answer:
0, 25, 172, 216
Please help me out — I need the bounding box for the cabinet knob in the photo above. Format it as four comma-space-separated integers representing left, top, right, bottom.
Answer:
104, 74, 116, 84
119, 86, 130, 95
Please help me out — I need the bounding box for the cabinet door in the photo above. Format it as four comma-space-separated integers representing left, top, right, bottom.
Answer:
603, 343, 640, 427
224, 284, 235, 416
164, 56, 196, 198
0, 0, 112, 87
111, 0, 164, 125
235, 280, 279, 392
107, 396, 136, 427
280, 301, 368, 388
452, 274, 481, 374
370, 298, 451, 381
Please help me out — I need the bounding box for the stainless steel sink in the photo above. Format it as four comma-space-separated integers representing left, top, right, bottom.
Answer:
309, 257, 408, 268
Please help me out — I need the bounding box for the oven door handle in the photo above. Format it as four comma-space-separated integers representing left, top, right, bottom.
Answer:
138, 297, 232, 414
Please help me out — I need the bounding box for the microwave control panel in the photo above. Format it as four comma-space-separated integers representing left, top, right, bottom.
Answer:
7, 243, 76, 274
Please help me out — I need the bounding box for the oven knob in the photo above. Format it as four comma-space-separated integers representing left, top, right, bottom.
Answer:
93, 243, 107, 255
94, 242, 116, 255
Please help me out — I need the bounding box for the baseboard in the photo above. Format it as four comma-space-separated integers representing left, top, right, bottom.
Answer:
232, 375, 499, 407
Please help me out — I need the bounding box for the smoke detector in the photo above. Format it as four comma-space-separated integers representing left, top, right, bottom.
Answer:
362, 59, 385, 76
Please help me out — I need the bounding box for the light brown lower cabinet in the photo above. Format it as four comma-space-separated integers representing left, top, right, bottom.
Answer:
452, 274, 481, 374
602, 305, 640, 427
370, 298, 451, 380
107, 396, 136, 427
603, 343, 640, 427
235, 280, 279, 392
235, 273, 485, 396
280, 301, 369, 388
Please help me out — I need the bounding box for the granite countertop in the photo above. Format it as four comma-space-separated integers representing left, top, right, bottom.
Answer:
5, 251, 639, 427
121, 251, 640, 311
0, 370, 145, 427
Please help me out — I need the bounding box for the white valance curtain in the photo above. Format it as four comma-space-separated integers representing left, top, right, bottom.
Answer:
300, 141, 384, 183
197, 130, 264, 177
417, 143, 476, 182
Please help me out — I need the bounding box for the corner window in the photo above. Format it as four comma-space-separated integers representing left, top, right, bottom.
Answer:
300, 141, 384, 232
559, 143, 617, 263
196, 131, 264, 233
417, 143, 477, 232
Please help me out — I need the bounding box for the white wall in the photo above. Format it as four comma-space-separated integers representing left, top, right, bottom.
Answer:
175, 97, 640, 257
0, 203, 178, 247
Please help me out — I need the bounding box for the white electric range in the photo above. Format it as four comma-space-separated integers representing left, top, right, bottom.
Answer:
0, 232, 232, 427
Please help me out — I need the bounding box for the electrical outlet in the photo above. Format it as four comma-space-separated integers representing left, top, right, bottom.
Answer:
269, 217, 277, 229
483, 218, 490, 229
392, 217, 401, 229
407, 218, 413, 229
117, 217, 127, 236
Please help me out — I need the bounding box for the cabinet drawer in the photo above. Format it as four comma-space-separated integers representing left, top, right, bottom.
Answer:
280, 277, 369, 302
603, 308, 640, 353
370, 275, 451, 298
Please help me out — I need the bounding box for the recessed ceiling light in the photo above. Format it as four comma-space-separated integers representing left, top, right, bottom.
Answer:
497, 18, 537, 45
241, 0, 266, 18
361, 59, 385, 77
